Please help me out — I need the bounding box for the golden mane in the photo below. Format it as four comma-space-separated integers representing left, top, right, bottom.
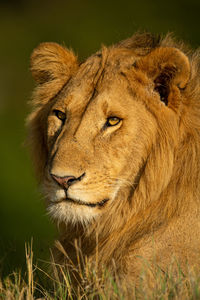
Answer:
28, 33, 200, 291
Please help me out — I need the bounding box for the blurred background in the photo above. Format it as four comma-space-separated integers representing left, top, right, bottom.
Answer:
0, 0, 200, 277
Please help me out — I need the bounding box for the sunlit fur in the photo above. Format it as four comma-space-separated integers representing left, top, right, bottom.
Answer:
27, 33, 200, 290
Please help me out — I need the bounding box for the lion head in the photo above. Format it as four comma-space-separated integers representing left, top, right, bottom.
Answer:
28, 33, 200, 275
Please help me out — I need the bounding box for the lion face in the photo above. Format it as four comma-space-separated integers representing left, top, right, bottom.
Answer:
45, 71, 157, 224
29, 38, 190, 225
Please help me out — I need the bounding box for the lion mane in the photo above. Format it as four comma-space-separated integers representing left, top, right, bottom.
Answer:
28, 33, 200, 290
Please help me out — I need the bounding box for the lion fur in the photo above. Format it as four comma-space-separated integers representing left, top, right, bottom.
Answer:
28, 33, 200, 289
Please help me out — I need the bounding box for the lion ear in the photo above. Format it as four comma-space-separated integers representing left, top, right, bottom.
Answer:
30, 43, 78, 105
30, 42, 78, 84
135, 47, 190, 106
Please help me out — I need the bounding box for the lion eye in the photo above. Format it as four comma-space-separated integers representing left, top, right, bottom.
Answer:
106, 117, 121, 127
53, 109, 66, 121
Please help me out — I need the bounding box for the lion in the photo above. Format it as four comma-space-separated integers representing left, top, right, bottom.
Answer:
27, 33, 200, 292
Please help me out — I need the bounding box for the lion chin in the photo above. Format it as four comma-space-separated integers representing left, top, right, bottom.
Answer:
27, 32, 200, 292
45, 184, 110, 225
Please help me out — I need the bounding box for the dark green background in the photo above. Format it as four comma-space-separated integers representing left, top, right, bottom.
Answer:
0, 0, 200, 276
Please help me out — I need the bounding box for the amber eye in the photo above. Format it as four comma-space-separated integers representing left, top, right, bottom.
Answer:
53, 109, 66, 121
106, 116, 121, 127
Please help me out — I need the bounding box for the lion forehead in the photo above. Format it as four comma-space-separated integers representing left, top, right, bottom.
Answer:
54, 51, 138, 115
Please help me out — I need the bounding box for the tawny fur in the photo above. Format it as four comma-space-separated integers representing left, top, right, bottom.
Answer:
27, 33, 200, 290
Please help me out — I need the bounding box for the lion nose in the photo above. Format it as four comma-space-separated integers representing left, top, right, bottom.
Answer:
51, 174, 78, 189
51, 173, 85, 189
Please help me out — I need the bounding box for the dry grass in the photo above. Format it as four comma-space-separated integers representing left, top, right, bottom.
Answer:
0, 243, 200, 300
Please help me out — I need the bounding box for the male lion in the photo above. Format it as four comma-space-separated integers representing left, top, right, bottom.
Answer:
28, 33, 200, 291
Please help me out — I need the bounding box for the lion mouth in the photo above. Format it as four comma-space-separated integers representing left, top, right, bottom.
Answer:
50, 197, 109, 208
